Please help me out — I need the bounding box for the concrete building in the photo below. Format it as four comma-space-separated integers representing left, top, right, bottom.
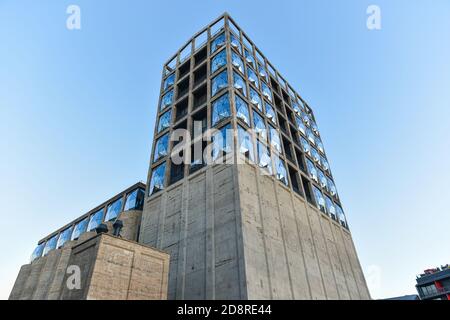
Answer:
9, 182, 170, 300
140, 13, 371, 300
416, 265, 450, 300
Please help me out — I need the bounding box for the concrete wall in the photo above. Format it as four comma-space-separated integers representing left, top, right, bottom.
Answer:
141, 162, 370, 300
140, 164, 247, 300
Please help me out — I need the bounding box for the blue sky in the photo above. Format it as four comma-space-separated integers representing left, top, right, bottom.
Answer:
1, 0, 449, 299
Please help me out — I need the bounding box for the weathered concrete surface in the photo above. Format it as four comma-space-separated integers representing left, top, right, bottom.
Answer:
9, 234, 169, 300
141, 162, 371, 300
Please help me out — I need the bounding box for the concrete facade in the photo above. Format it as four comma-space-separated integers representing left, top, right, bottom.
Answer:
9, 233, 169, 300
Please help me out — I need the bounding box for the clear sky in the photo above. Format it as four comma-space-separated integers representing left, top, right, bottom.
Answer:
0, 0, 449, 300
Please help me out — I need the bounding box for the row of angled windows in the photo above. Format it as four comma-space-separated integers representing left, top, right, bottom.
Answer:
29, 188, 145, 263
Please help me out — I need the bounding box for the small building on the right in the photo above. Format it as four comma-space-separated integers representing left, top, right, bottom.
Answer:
416, 264, 450, 300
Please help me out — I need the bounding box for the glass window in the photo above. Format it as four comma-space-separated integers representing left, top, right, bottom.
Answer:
265, 102, 277, 124
235, 95, 250, 125
71, 217, 88, 240
307, 128, 315, 144
325, 196, 336, 219
292, 102, 302, 115
230, 33, 242, 53
160, 90, 173, 111
153, 133, 169, 162
253, 111, 267, 141
311, 121, 319, 135
320, 156, 330, 172
105, 198, 123, 222
30, 243, 45, 262
57, 226, 73, 248
296, 116, 306, 135
247, 67, 259, 88
258, 64, 268, 82
43, 235, 58, 256
313, 186, 326, 212
149, 162, 166, 195
179, 42, 192, 63
261, 82, 272, 102
87, 208, 104, 232
231, 51, 244, 73
311, 147, 320, 164
316, 137, 324, 153
212, 93, 231, 126
124, 188, 145, 211
300, 137, 311, 155
211, 32, 225, 54
318, 169, 327, 188
211, 49, 227, 73
233, 71, 247, 96
244, 49, 255, 66
302, 112, 311, 126
327, 177, 337, 196
164, 74, 175, 91
210, 18, 224, 36
212, 123, 232, 160
249, 88, 262, 111
243, 36, 252, 52
194, 30, 207, 49
211, 70, 228, 97
158, 110, 171, 133
336, 205, 347, 227
257, 141, 272, 174
237, 125, 254, 161
306, 158, 318, 182
269, 125, 281, 153
274, 156, 289, 186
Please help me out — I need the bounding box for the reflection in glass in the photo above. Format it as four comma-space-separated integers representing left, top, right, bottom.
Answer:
235, 95, 250, 125
105, 198, 123, 222
87, 208, 104, 232
158, 110, 171, 133
211, 49, 227, 73
211, 70, 228, 97
57, 226, 73, 248
71, 217, 88, 240
43, 235, 58, 256
212, 93, 231, 126
149, 162, 166, 195
124, 188, 145, 211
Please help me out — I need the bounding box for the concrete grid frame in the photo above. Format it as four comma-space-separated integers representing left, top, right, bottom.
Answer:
142, 12, 371, 300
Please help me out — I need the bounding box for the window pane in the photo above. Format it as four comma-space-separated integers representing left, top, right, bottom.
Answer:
313, 186, 326, 212
233, 71, 247, 96
211, 49, 227, 73
244, 49, 255, 66
158, 110, 171, 133
164, 74, 175, 91
265, 102, 277, 124
306, 158, 318, 182
231, 51, 244, 73
211, 70, 228, 97
258, 64, 268, 82
124, 188, 145, 211
57, 226, 73, 248
307, 128, 315, 144
105, 198, 123, 222
153, 133, 169, 162
149, 162, 166, 195
336, 204, 347, 227
320, 156, 330, 172
249, 88, 262, 111
87, 208, 104, 232
325, 196, 336, 219
269, 125, 281, 153
261, 82, 272, 102
43, 235, 58, 256
253, 111, 267, 141
311, 121, 319, 135
257, 141, 272, 174
316, 137, 324, 153
311, 147, 320, 164
212, 93, 231, 126
30, 243, 45, 262
327, 177, 337, 196
318, 169, 327, 188
247, 67, 259, 88
237, 125, 254, 161
296, 116, 306, 135
274, 156, 289, 186
71, 217, 88, 240
235, 95, 250, 125
211, 32, 225, 54
302, 112, 311, 126
212, 123, 232, 160
210, 18, 224, 36
230, 33, 242, 53
300, 137, 310, 155
160, 90, 173, 111
292, 102, 302, 115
